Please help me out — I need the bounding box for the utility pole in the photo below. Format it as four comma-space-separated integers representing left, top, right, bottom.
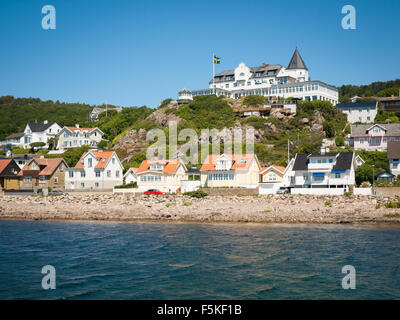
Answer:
372, 164, 375, 187
287, 139, 290, 164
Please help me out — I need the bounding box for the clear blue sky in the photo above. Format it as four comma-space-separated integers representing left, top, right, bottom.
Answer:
0, 0, 399, 108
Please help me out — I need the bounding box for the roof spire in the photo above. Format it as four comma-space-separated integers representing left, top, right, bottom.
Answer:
287, 47, 307, 70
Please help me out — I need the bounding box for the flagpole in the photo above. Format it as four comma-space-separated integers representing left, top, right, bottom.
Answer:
212, 53, 215, 95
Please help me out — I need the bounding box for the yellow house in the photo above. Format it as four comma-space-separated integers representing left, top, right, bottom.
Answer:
259, 165, 286, 183
200, 153, 261, 188
136, 159, 187, 193
0, 159, 20, 190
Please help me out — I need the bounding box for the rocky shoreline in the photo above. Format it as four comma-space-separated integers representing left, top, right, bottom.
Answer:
1, 193, 400, 225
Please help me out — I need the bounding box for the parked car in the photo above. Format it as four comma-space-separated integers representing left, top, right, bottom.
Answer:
276, 187, 289, 194
49, 190, 68, 196
144, 189, 165, 195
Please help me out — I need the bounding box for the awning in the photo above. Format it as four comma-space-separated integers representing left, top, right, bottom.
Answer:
331, 170, 346, 173
312, 172, 325, 177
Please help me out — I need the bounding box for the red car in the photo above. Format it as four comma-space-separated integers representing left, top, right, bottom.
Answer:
144, 189, 165, 195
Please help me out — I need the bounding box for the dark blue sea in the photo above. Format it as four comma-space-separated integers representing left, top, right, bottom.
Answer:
0, 220, 399, 299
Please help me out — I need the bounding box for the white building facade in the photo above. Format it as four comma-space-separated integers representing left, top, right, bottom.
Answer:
178, 48, 339, 105
336, 101, 378, 123
57, 125, 104, 151
65, 150, 123, 191
22, 121, 62, 149
283, 151, 360, 194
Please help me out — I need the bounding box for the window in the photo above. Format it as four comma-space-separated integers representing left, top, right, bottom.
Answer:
225, 84, 229, 88
24, 177, 32, 183
107, 170, 111, 177
69, 171, 74, 178
373, 127, 380, 133
290, 176, 295, 184
303, 173, 309, 181
81, 171, 85, 178
360, 138, 364, 144
54, 177, 58, 184
88, 158, 92, 168
116, 171, 120, 178
95, 182, 99, 188
60, 164, 63, 172
112, 158, 115, 165
39, 176, 45, 183
81, 183, 85, 188
95, 171, 100, 178
268, 173, 276, 181
313, 176, 324, 181
374, 138, 380, 144
335, 173, 341, 179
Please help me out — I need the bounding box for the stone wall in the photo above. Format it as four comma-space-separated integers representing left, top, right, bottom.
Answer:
373, 187, 400, 197
200, 187, 258, 196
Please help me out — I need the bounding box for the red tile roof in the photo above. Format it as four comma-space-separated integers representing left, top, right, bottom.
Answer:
200, 154, 256, 171
74, 151, 115, 169
18, 158, 65, 176
136, 159, 182, 174
0, 160, 12, 174
65, 126, 97, 133
260, 165, 286, 174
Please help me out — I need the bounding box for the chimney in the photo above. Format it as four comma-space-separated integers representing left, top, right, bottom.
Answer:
75, 124, 79, 128
43, 120, 48, 124
262, 63, 269, 68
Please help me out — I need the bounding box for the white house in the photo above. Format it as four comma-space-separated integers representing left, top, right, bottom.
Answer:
123, 167, 139, 184
57, 125, 104, 151
336, 101, 378, 123
65, 150, 123, 191
283, 150, 361, 195
0, 133, 25, 148
178, 48, 339, 105
387, 141, 400, 177
22, 121, 62, 149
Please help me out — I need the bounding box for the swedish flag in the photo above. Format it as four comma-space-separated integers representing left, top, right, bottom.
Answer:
214, 56, 221, 64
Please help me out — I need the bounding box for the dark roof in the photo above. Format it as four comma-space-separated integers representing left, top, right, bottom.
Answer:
292, 152, 354, 171
336, 101, 378, 109
287, 48, 308, 70
27, 121, 56, 132
187, 167, 200, 174
0, 159, 20, 177
5, 132, 24, 140
387, 141, 400, 159
350, 123, 400, 137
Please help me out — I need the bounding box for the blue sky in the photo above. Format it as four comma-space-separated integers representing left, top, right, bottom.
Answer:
0, 0, 399, 108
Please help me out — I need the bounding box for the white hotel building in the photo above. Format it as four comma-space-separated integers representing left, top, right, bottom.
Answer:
178, 48, 339, 105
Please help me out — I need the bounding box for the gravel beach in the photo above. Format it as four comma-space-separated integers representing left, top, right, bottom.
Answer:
1, 193, 400, 225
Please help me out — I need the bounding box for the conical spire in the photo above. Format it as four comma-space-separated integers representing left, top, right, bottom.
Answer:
287, 48, 307, 70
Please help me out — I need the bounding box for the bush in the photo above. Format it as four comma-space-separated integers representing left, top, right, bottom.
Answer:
97, 139, 108, 150
335, 136, 345, 147
242, 95, 265, 107
325, 200, 332, 207
184, 190, 208, 198
114, 182, 137, 189
183, 201, 193, 206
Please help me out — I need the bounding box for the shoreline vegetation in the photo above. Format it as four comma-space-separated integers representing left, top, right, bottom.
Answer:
1, 193, 400, 225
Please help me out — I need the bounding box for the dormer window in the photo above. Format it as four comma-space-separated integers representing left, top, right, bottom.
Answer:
88, 158, 92, 168
373, 127, 380, 133
150, 164, 163, 170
